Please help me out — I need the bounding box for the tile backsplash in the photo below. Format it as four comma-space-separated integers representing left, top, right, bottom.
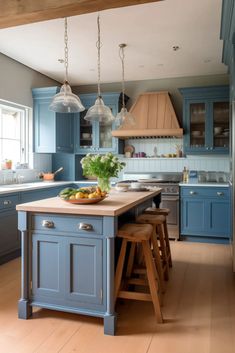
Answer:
118, 138, 230, 179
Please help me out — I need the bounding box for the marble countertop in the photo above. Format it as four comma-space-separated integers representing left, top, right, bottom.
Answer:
179, 181, 230, 187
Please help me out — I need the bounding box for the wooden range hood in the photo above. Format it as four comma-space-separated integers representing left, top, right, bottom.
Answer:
112, 91, 183, 139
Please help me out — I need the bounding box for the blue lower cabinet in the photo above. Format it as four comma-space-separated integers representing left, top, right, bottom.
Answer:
180, 186, 231, 242
30, 214, 106, 312
0, 193, 20, 263
20, 186, 65, 203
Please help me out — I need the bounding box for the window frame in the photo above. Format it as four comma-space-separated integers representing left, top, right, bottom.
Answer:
0, 99, 31, 165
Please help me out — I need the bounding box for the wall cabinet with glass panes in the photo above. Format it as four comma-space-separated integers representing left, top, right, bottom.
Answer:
74, 92, 124, 154
179, 86, 229, 154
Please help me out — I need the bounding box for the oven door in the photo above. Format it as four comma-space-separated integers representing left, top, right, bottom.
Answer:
160, 194, 179, 239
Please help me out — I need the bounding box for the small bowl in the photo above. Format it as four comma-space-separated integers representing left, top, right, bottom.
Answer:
214, 127, 223, 135
191, 131, 201, 137
130, 182, 143, 189
115, 185, 129, 192
82, 133, 91, 139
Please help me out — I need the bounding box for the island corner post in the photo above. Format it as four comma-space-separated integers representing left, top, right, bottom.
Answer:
16, 189, 161, 335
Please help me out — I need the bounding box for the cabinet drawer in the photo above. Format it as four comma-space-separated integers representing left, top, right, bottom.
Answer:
181, 187, 229, 199
31, 214, 103, 236
0, 194, 19, 211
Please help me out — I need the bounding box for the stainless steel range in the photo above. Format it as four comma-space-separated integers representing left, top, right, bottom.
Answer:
122, 172, 182, 240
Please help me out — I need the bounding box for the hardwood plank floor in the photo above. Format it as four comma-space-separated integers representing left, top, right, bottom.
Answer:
0, 242, 234, 353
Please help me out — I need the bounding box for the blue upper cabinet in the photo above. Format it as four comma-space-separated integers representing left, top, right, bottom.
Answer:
179, 86, 230, 155
33, 87, 74, 153
74, 92, 123, 154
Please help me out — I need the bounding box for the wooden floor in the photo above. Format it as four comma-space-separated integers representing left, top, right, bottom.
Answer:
0, 241, 235, 353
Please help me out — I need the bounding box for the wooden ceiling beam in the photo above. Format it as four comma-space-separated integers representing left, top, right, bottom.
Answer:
0, 0, 162, 29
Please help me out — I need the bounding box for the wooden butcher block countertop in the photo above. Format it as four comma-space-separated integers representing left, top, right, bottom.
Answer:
16, 188, 162, 217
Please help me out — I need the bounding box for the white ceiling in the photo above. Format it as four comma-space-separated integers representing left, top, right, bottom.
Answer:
0, 0, 227, 86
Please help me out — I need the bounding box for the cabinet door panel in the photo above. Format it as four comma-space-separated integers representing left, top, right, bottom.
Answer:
0, 211, 19, 256
56, 114, 74, 152
181, 198, 206, 234
65, 237, 103, 305
207, 201, 230, 236
32, 234, 65, 299
34, 99, 56, 153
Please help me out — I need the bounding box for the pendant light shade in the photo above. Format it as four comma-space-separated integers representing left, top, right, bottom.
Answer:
49, 18, 85, 114
50, 81, 85, 113
116, 43, 135, 127
84, 96, 114, 125
84, 15, 115, 125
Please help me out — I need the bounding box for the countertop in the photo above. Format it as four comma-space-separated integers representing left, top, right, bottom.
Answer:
179, 181, 230, 187
16, 188, 162, 216
0, 180, 99, 195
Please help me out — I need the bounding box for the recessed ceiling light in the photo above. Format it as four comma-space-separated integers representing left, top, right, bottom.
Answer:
58, 58, 64, 63
172, 45, 180, 51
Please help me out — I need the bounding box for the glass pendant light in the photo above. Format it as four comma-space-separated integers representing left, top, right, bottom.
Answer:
49, 18, 85, 114
84, 14, 115, 125
116, 44, 135, 127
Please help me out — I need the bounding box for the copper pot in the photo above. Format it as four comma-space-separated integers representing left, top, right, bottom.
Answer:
41, 167, 64, 181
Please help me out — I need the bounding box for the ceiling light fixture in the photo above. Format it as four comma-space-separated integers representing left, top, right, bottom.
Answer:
116, 43, 135, 127
84, 14, 115, 125
50, 18, 85, 114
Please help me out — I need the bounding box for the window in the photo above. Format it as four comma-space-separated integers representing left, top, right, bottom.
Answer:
0, 101, 30, 167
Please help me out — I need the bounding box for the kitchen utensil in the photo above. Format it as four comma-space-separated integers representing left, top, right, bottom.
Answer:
42, 167, 64, 181
124, 144, 135, 155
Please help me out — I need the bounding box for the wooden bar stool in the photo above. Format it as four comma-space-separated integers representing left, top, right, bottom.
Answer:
136, 214, 170, 280
115, 223, 163, 323
143, 207, 172, 268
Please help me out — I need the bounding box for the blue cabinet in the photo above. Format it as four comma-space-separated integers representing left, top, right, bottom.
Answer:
0, 185, 69, 264
32, 87, 74, 153
179, 86, 229, 155
31, 214, 105, 311
74, 92, 123, 154
180, 186, 231, 242
0, 193, 20, 263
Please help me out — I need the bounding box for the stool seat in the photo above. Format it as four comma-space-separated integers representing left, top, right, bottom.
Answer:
137, 214, 166, 225
118, 223, 153, 241
144, 207, 170, 216
115, 222, 163, 323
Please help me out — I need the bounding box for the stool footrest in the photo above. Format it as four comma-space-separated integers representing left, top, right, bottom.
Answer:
118, 290, 152, 302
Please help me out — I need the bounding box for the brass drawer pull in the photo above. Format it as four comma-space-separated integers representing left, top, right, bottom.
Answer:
79, 223, 93, 231
3, 200, 12, 205
189, 191, 196, 195
217, 192, 224, 196
42, 220, 55, 228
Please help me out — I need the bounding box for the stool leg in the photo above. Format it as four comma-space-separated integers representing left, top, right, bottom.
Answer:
157, 224, 169, 281
114, 239, 127, 303
142, 240, 163, 323
151, 228, 165, 293
163, 220, 172, 267
126, 242, 136, 278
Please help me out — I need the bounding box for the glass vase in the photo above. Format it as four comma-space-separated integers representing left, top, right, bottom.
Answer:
97, 177, 111, 193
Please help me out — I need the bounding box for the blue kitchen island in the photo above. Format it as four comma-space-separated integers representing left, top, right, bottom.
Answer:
16, 188, 161, 335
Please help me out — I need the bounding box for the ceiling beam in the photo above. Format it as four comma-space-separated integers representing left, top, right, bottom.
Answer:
0, 0, 162, 29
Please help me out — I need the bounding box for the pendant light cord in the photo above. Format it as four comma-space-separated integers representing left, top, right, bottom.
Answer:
97, 14, 101, 98
64, 17, 69, 83
119, 45, 126, 109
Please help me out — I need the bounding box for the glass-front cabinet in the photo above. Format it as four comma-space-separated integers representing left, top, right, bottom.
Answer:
180, 86, 229, 154
74, 93, 123, 154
